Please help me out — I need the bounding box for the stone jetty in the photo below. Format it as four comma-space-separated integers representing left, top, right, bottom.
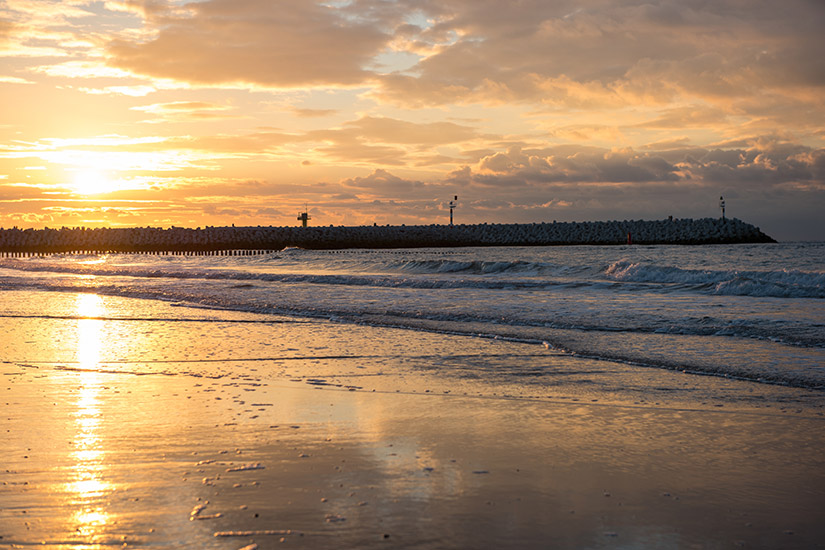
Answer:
0, 218, 774, 255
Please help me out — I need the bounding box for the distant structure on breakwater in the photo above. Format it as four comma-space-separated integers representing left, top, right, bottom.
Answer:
0, 218, 775, 255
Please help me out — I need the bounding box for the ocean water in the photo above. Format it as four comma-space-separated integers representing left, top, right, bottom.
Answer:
1, 242, 823, 391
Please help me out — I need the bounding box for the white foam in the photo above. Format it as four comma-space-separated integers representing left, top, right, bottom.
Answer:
214, 530, 299, 537
226, 463, 265, 472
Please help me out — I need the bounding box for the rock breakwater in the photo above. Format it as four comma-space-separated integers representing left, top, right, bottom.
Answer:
0, 218, 774, 254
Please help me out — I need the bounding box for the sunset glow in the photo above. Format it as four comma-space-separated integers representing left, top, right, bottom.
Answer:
1, 0, 823, 239
72, 170, 112, 196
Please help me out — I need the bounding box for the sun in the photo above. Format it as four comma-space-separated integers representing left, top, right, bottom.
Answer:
72, 170, 112, 195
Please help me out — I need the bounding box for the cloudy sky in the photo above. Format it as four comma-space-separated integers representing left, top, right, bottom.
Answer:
1, 0, 823, 240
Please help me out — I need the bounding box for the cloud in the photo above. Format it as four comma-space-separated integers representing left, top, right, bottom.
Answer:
296, 115, 483, 165
106, 0, 391, 87
133, 101, 229, 113
291, 107, 339, 118
474, 145, 682, 185
131, 101, 240, 122
0, 112, 482, 169
640, 137, 694, 151
313, 140, 408, 166
468, 141, 825, 191
342, 116, 479, 146
32, 61, 135, 79
0, 76, 34, 84
0, 0, 114, 60
634, 105, 731, 129
340, 168, 428, 195
370, 0, 825, 128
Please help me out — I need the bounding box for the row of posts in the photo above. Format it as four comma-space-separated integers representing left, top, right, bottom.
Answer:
0, 249, 277, 257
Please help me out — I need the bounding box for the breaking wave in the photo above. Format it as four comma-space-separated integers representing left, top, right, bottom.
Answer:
605, 261, 825, 298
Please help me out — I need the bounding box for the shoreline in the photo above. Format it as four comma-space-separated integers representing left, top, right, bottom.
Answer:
0, 218, 774, 254
1, 291, 823, 549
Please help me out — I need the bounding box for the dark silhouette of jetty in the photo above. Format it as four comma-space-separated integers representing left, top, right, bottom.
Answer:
0, 218, 775, 256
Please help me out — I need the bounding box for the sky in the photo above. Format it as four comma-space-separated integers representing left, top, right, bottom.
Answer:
1, 0, 823, 241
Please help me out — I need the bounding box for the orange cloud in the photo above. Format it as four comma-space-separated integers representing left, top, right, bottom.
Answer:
106, 0, 390, 87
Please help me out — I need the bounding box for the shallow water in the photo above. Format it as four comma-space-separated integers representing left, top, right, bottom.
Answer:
1, 243, 823, 390
2, 291, 822, 411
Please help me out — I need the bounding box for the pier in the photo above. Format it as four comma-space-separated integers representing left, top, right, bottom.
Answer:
0, 218, 775, 255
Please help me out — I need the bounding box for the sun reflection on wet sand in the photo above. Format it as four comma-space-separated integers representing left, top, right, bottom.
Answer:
1, 288, 823, 548
77, 293, 103, 367
66, 294, 112, 537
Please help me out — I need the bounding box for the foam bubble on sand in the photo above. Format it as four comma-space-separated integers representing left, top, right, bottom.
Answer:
191, 502, 223, 521
191, 503, 208, 517
226, 463, 265, 472
214, 530, 300, 537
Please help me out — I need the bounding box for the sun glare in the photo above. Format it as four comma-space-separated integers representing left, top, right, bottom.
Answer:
72, 170, 112, 195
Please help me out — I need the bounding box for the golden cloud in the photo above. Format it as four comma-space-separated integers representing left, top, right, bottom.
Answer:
106, 0, 390, 87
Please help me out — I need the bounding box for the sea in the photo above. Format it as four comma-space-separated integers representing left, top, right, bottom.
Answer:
1, 242, 823, 392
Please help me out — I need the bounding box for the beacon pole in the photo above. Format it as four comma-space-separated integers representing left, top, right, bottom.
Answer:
449, 196, 458, 226
297, 204, 311, 227
719, 196, 725, 221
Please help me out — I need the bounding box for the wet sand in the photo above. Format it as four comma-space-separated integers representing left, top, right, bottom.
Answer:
1, 291, 824, 549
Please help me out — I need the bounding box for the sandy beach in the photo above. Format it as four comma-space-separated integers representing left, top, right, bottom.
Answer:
2, 291, 824, 549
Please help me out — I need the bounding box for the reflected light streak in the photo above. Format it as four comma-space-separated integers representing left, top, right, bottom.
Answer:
66, 293, 113, 536
73, 509, 110, 538
67, 477, 109, 499
77, 293, 105, 369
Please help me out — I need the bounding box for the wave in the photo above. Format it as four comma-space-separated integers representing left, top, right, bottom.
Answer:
0, 259, 581, 291
3, 256, 824, 299
392, 258, 558, 275
605, 261, 825, 298
2, 273, 821, 349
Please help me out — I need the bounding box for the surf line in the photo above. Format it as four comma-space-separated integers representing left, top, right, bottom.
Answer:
0, 314, 312, 324
12, 352, 558, 366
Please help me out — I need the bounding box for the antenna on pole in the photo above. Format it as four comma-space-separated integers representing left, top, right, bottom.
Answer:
449, 195, 458, 226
